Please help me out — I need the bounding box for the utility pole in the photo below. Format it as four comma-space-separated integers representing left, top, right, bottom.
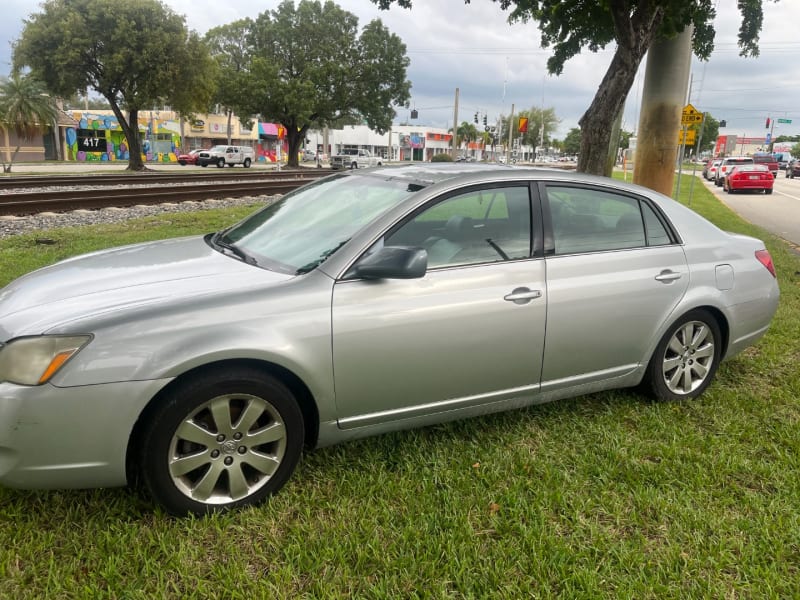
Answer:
506, 104, 515, 164
451, 88, 460, 160
633, 26, 693, 196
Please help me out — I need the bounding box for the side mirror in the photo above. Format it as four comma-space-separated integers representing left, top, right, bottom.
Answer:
352, 246, 427, 280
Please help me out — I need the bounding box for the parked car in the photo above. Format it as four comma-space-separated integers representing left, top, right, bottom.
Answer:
177, 149, 203, 166
0, 164, 779, 515
715, 156, 754, 186
197, 145, 255, 168
723, 164, 774, 194
703, 158, 722, 181
302, 149, 317, 162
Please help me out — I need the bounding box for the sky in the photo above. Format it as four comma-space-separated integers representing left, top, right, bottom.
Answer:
1, 0, 798, 140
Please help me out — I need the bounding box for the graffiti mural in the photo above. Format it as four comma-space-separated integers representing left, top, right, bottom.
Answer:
66, 112, 180, 163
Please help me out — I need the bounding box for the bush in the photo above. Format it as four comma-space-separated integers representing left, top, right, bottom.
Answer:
431, 153, 454, 162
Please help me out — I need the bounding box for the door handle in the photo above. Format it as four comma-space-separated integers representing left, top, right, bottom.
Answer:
654, 270, 682, 283
504, 287, 542, 304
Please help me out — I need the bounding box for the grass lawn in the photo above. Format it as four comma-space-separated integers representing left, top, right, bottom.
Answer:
0, 176, 798, 598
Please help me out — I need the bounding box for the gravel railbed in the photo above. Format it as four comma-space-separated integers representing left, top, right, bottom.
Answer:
0, 195, 277, 239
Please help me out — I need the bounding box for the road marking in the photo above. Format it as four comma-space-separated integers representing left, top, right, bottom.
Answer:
773, 188, 800, 202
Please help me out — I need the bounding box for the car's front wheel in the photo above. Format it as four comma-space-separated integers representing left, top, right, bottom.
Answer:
139, 367, 304, 516
643, 309, 722, 402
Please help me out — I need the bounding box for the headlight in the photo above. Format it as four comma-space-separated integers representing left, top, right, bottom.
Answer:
0, 335, 92, 386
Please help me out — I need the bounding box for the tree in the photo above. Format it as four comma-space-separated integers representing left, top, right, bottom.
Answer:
693, 112, 719, 155
504, 107, 559, 150
0, 73, 58, 173
205, 20, 255, 144
13, 0, 217, 171
241, 0, 411, 168
454, 121, 479, 152
562, 127, 581, 156
371, 0, 770, 176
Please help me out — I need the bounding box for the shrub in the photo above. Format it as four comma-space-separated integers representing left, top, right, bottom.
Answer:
431, 153, 454, 162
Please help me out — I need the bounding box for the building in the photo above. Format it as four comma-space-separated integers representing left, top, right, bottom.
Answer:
8, 107, 530, 164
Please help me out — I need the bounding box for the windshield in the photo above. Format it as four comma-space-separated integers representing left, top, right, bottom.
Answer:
219, 172, 424, 275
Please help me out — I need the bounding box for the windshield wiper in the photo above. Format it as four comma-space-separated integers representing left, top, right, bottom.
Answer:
210, 232, 258, 265
295, 239, 350, 274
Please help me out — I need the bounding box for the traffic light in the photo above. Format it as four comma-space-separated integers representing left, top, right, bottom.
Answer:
483, 115, 487, 126
719, 120, 726, 128
766, 117, 770, 129
474, 112, 478, 123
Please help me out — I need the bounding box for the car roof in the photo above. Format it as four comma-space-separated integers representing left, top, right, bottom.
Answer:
342, 163, 688, 202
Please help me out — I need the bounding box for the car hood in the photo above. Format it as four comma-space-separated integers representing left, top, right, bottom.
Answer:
0, 235, 292, 338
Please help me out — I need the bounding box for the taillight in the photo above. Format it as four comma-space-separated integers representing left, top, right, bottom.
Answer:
755, 249, 776, 278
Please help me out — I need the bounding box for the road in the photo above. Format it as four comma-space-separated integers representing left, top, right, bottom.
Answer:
699, 172, 800, 249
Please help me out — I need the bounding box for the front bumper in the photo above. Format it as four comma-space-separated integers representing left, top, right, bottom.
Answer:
0, 378, 170, 490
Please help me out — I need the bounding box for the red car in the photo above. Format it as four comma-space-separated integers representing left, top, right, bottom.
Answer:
177, 149, 203, 166
723, 164, 774, 194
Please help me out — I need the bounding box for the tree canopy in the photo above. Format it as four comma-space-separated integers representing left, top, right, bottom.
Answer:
205, 19, 254, 143
13, 0, 217, 171
371, 0, 774, 175
239, 0, 411, 167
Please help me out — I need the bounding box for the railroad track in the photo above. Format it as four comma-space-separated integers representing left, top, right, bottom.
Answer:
0, 169, 332, 216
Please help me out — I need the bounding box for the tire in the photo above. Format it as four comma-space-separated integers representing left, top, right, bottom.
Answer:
765, 188, 773, 195
243, 158, 251, 168
139, 367, 304, 516
642, 309, 722, 401
217, 158, 225, 168
200, 163, 207, 168
178, 161, 186, 166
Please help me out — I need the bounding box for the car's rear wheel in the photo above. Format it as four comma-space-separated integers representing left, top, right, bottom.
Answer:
765, 188, 773, 194
139, 367, 304, 516
643, 309, 722, 401
243, 158, 251, 168
217, 158, 225, 168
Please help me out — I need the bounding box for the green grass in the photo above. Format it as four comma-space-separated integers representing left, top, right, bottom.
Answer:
1, 177, 799, 598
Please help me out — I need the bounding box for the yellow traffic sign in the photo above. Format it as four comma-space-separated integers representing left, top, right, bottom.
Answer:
681, 103, 703, 125
678, 129, 697, 145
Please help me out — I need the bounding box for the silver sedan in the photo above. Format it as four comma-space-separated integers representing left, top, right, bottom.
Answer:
0, 164, 780, 515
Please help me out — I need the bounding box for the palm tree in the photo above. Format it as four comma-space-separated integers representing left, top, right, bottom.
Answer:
0, 73, 59, 173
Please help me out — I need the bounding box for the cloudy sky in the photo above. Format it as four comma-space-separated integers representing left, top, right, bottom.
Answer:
1, 0, 798, 140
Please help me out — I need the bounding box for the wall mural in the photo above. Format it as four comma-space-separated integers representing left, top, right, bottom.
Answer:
66, 112, 180, 163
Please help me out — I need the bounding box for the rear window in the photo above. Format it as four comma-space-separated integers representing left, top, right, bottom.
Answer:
725, 157, 754, 166
753, 155, 775, 164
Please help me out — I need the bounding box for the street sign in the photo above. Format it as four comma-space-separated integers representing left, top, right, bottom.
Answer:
766, 133, 772, 144
678, 129, 696, 145
681, 103, 703, 125
777, 118, 793, 124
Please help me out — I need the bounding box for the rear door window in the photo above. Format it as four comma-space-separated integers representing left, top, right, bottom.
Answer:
546, 185, 674, 255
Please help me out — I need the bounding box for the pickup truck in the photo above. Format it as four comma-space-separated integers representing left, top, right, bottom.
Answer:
330, 148, 382, 170
197, 145, 254, 168
752, 153, 779, 178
